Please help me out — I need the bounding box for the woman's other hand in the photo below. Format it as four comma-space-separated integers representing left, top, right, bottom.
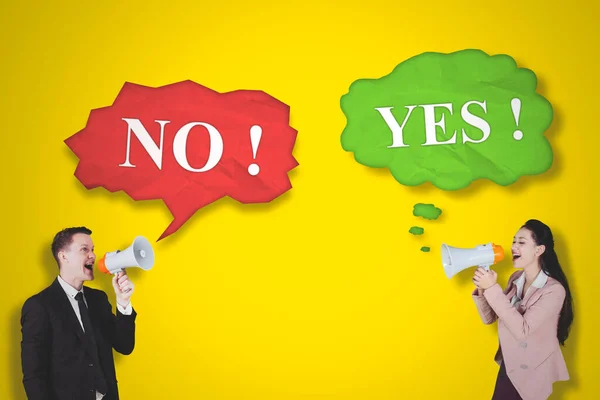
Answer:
473, 267, 498, 291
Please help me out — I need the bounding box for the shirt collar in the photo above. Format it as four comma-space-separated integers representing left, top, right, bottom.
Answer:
57, 275, 84, 300
532, 270, 549, 288
514, 269, 548, 296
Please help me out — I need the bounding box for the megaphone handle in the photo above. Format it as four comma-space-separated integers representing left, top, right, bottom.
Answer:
110, 250, 123, 275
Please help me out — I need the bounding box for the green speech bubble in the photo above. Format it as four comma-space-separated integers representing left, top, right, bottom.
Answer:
409, 226, 424, 235
340, 49, 554, 190
413, 203, 442, 220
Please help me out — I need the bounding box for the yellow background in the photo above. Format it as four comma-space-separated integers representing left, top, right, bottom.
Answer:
1, 0, 598, 398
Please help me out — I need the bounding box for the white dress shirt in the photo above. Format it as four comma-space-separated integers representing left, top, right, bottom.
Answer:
57, 275, 132, 400
510, 269, 548, 308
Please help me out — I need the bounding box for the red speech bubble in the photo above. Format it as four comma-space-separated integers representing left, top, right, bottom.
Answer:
65, 80, 298, 241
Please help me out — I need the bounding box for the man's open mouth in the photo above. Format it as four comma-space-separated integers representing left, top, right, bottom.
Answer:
84, 262, 94, 271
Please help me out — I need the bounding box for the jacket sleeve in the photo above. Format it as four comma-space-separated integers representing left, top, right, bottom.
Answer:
20, 296, 53, 400
100, 291, 137, 355
483, 281, 565, 340
472, 288, 498, 324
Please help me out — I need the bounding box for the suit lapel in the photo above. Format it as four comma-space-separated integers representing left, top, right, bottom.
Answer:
505, 285, 516, 300
82, 287, 105, 368
83, 287, 102, 341
504, 270, 523, 299
522, 286, 542, 307
49, 279, 92, 351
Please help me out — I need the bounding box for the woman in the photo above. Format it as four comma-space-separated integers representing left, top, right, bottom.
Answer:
472, 219, 574, 400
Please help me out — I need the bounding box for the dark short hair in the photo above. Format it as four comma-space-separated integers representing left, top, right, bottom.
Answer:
51, 227, 92, 268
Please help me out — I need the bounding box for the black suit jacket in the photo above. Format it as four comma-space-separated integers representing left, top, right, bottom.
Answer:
20, 278, 136, 400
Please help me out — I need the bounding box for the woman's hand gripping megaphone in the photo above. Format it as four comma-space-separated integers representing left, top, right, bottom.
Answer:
472, 267, 498, 294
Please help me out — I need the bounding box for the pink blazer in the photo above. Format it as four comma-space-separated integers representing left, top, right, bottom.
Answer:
472, 270, 569, 400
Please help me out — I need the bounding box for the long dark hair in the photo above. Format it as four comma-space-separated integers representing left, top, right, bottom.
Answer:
522, 219, 574, 346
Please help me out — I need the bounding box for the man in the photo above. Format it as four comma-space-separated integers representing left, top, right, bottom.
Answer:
21, 227, 137, 400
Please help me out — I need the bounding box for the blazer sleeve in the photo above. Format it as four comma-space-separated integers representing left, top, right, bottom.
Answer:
472, 271, 521, 325
483, 281, 565, 340
20, 296, 53, 400
100, 291, 137, 355
472, 288, 498, 324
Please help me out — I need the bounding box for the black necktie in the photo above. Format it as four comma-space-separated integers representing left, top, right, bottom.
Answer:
75, 292, 97, 343
75, 292, 107, 395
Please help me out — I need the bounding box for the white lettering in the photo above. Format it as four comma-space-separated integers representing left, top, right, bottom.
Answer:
172, 122, 224, 172
375, 106, 417, 148
421, 103, 457, 146
460, 100, 490, 144
119, 118, 169, 169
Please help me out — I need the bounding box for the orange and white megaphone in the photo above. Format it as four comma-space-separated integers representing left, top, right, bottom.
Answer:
98, 236, 155, 275
441, 242, 504, 278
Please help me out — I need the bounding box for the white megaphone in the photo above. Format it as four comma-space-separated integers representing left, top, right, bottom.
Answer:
441, 242, 504, 278
97, 236, 155, 275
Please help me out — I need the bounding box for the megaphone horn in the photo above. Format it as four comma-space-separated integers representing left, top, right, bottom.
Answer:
98, 236, 155, 275
441, 242, 504, 279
